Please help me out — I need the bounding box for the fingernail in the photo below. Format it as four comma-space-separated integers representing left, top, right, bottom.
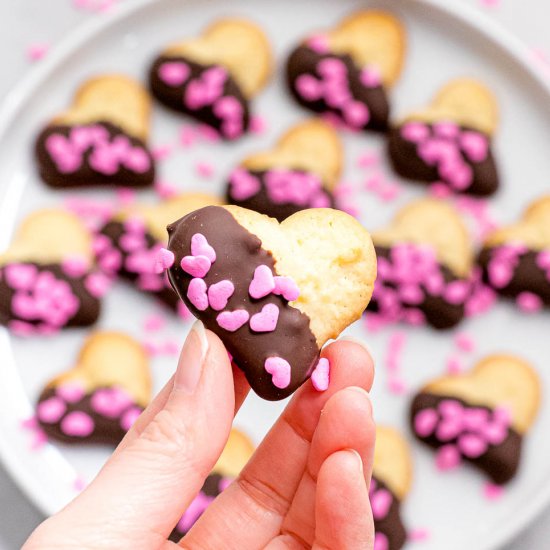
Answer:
344, 448, 364, 473
338, 336, 374, 358
174, 320, 209, 393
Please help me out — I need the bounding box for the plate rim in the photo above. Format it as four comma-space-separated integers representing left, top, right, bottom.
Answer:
0, 0, 548, 547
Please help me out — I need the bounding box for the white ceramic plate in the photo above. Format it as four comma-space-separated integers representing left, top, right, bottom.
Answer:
0, 0, 549, 548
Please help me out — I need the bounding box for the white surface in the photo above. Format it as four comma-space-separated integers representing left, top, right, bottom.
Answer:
0, 0, 549, 548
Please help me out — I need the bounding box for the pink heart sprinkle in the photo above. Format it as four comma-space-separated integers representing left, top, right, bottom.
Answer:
216, 310, 250, 332
264, 356, 292, 389
120, 406, 142, 431
360, 66, 382, 88
307, 34, 330, 54
208, 280, 235, 311
229, 168, 262, 201
458, 433, 488, 458
435, 444, 462, 471
460, 131, 489, 163
517, 291, 543, 313
85, 272, 112, 298
373, 533, 389, 550
37, 397, 66, 424
155, 248, 175, 274
400, 121, 430, 143
249, 303, 280, 333
414, 408, 439, 437
180, 255, 211, 278
60, 411, 95, 437
4, 264, 38, 291
483, 482, 505, 501
190, 233, 216, 263
158, 61, 190, 87
249, 265, 275, 299
56, 383, 86, 403
187, 278, 208, 311
295, 74, 324, 101
273, 276, 300, 301
311, 357, 330, 392
371, 488, 392, 520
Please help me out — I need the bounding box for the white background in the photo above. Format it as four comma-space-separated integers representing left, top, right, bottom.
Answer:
0, 0, 548, 548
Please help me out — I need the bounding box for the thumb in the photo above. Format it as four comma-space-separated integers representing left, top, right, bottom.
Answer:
27, 321, 236, 549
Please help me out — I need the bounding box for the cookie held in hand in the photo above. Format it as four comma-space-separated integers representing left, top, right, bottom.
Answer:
372, 426, 412, 550
96, 193, 221, 314
36, 332, 151, 445
149, 18, 272, 140
225, 119, 341, 221
478, 196, 550, 309
163, 205, 376, 400
388, 79, 499, 196
0, 209, 105, 335
410, 355, 540, 484
286, 10, 406, 132
367, 199, 473, 329
35, 75, 155, 189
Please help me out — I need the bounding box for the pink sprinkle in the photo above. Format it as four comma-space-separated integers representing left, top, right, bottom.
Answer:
364, 174, 383, 191
37, 397, 66, 424
21, 417, 38, 430
155, 248, 175, 273
152, 144, 174, 160
31, 430, 48, 450
429, 182, 453, 199
249, 303, 279, 332
195, 161, 215, 179
249, 265, 275, 299
162, 340, 180, 356
311, 357, 330, 391
143, 313, 166, 332
264, 356, 292, 389
356, 151, 379, 169
180, 255, 211, 278
187, 277, 208, 311
408, 528, 431, 542
517, 292, 543, 313
435, 444, 461, 471
57, 383, 86, 403
191, 233, 216, 263
178, 302, 192, 320
216, 309, 249, 332
379, 184, 400, 202
197, 124, 220, 143
207, 280, 235, 311
26, 43, 49, 61
60, 411, 94, 437
483, 482, 505, 500
85, 272, 112, 298
387, 377, 407, 395
73, 477, 88, 492
454, 332, 476, 352
249, 115, 267, 134
446, 356, 464, 374
179, 125, 197, 148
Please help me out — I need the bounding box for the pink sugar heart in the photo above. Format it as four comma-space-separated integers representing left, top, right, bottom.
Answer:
4, 263, 38, 291
229, 168, 261, 201
414, 408, 439, 438
481, 421, 508, 445
460, 131, 489, 163
158, 61, 190, 86
60, 411, 95, 437
444, 280, 470, 305
400, 122, 430, 144
438, 399, 464, 419
85, 272, 112, 298
370, 488, 392, 520
373, 533, 389, 550
360, 66, 382, 88
214, 96, 243, 119
120, 406, 142, 431
273, 276, 300, 301
343, 100, 370, 128
436, 419, 463, 442
317, 58, 347, 80
216, 309, 250, 332
249, 265, 275, 299
264, 356, 292, 389
61, 256, 89, 278
202, 66, 228, 85
222, 119, 244, 140
435, 444, 462, 471
488, 260, 514, 288
311, 357, 330, 392
295, 74, 324, 101
37, 397, 66, 424
517, 291, 543, 313
462, 407, 490, 431
155, 248, 175, 274
249, 303, 280, 332
433, 121, 460, 139
56, 383, 86, 403
208, 280, 235, 311
185, 80, 211, 110
90, 387, 133, 418
190, 233, 216, 263
180, 255, 211, 278
458, 433, 488, 458
187, 278, 209, 311
537, 250, 550, 270
307, 34, 330, 54
124, 147, 151, 173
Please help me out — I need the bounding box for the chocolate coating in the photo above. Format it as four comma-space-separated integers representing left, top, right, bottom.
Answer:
149, 54, 250, 139
478, 247, 550, 306
410, 392, 522, 484
35, 121, 155, 189
286, 45, 390, 132
167, 206, 319, 400
372, 475, 407, 550
387, 124, 498, 196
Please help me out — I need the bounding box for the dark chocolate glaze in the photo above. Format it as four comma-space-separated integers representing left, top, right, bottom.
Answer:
35, 121, 155, 189
367, 246, 467, 330
372, 475, 407, 550
149, 54, 250, 139
167, 206, 319, 400
99, 221, 180, 310
286, 45, 390, 132
225, 168, 336, 222
387, 124, 498, 196
478, 247, 550, 306
37, 386, 143, 446
410, 392, 522, 484
168, 473, 227, 542
0, 263, 100, 330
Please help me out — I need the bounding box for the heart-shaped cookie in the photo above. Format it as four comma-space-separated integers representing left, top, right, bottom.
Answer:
367, 198, 473, 329
478, 196, 550, 309
0, 209, 105, 335
35, 75, 155, 189
372, 426, 412, 550
96, 193, 220, 315
162, 205, 376, 400
410, 354, 540, 484
36, 331, 151, 445
388, 79, 499, 196
225, 119, 342, 221
169, 429, 254, 542
286, 10, 406, 132
149, 18, 272, 140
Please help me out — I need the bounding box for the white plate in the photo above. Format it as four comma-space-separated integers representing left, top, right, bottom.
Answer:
0, 0, 549, 548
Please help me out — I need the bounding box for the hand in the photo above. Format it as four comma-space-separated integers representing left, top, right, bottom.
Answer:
24, 322, 376, 549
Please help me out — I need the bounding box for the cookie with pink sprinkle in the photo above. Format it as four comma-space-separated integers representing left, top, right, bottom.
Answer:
478, 196, 550, 310
286, 11, 406, 132
35, 76, 155, 189
36, 331, 151, 445
367, 198, 474, 330
410, 355, 540, 484
0, 209, 105, 336
149, 18, 272, 140
226, 119, 341, 221
388, 78, 499, 196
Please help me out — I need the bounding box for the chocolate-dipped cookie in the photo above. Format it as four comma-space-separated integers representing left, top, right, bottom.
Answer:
160, 205, 376, 400
388, 79, 499, 196
95, 193, 220, 315
372, 426, 412, 550
286, 10, 405, 132
149, 18, 272, 140
225, 119, 341, 221
36, 332, 151, 445
367, 198, 473, 329
478, 196, 550, 309
35, 75, 155, 189
169, 429, 254, 541
0, 209, 105, 335
410, 355, 540, 484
